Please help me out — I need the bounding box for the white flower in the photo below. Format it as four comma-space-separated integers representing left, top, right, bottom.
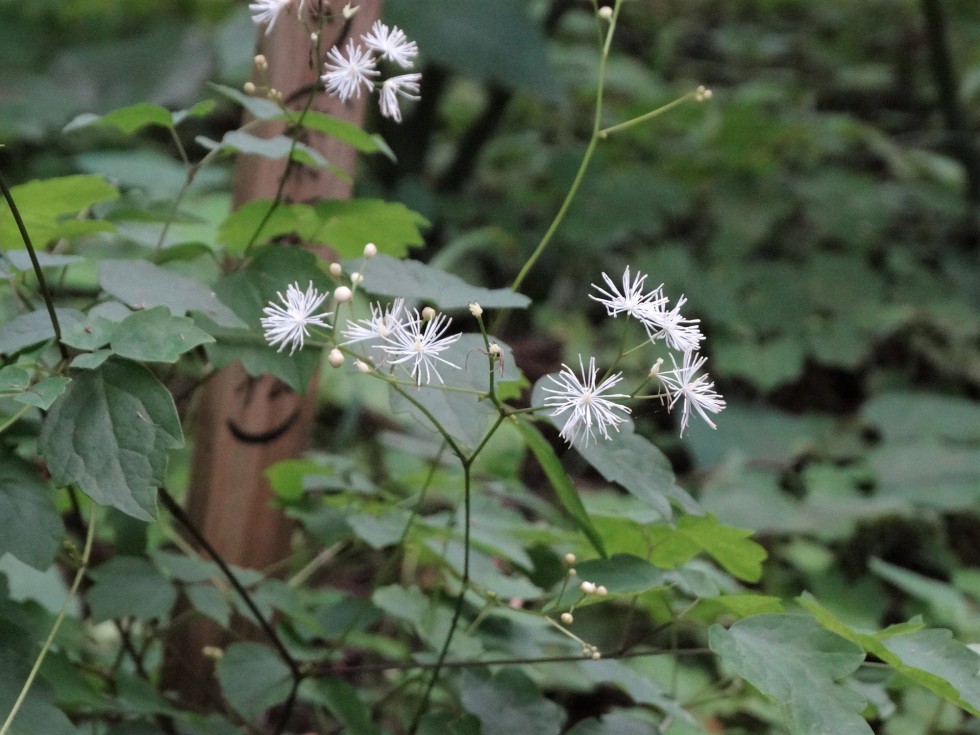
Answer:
322, 40, 379, 101
362, 21, 419, 69
379, 73, 421, 123
341, 298, 406, 347
589, 267, 666, 321
249, 0, 292, 34
381, 309, 461, 386
638, 293, 704, 354
260, 281, 332, 355
542, 355, 631, 446
658, 351, 725, 437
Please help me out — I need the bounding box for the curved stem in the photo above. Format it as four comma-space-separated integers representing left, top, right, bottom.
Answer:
0, 503, 96, 735
0, 169, 68, 362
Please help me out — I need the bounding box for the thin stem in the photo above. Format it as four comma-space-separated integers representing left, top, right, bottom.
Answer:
0, 405, 31, 435
0, 169, 68, 362
158, 487, 301, 681
598, 91, 699, 139
0, 504, 96, 735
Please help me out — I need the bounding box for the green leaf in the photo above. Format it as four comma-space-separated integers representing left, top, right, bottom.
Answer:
516, 419, 606, 558
0, 308, 83, 355
869, 557, 974, 630
86, 556, 177, 621
312, 201, 428, 258
217, 642, 293, 722
288, 110, 391, 157
710, 614, 872, 735
301, 677, 382, 735
208, 246, 331, 392
0, 366, 31, 393
13, 376, 70, 410
460, 669, 564, 735
3, 250, 84, 271
70, 350, 112, 370
63, 102, 173, 135
0, 655, 78, 735
109, 306, 214, 362
39, 358, 183, 521
0, 452, 63, 570
98, 259, 244, 328
574, 554, 665, 595
648, 514, 767, 582
565, 713, 660, 735
217, 200, 319, 254
209, 82, 283, 120
184, 584, 231, 628
62, 314, 122, 351
0, 174, 118, 249
800, 592, 980, 717
350, 253, 529, 309
863, 392, 980, 442
196, 131, 345, 177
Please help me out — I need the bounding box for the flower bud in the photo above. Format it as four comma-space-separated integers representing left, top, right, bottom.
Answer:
329, 262, 342, 278
350, 272, 364, 285
563, 552, 576, 565
579, 581, 596, 595
596, 585, 608, 597
597, 6, 613, 20
334, 286, 353, 303
254, 54, 268, 70
649, 357, 664, 379
421, 306, 436, 321
568, 567, 576, 577
355, 360, 371, 373
363, 242, 377, 258
468, 302, 483, 318
243, 81, 257, 95
560, 612, 574, 624
328, 349, 344, 367
696, 85, 713, 102
591, 650, 602, 660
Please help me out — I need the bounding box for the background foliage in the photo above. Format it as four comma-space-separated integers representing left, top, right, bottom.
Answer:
0, 1, 978, 734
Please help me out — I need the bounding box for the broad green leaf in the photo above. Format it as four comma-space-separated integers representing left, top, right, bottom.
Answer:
0, 452, 63, 570
217, 642, 293, 722
516, 418, 606, 557
288, 109, 391, 157
697, 594, 784, 618
70, 350, 112, 370
197, 131, 345, 178
209, 82, 283, 120
0, 655, 78, 735
0, 308, 83, 355
109, 306, 214, 362
648, 514, 767, 582
208, 246, 331, 392
372, 585, 483, 657
99, 259, 244, 328
63, 102, 173, 135
39, 358, 183, 521
574, 554, 665, 595
86, 556, 177, 622
13, 376, 70, 410
62, 315, 122, 351
710, 614, 872, 735
800, 592, 980, 716
565, 713, 660, 735
869, 557, 974, 630
3, 250, 84, 271
184, 584, 231, 628
301, 678, 382, 735
218, 200, 320, 253
351, 253, 529, 308
0, 366, 31, 393
460, 669, 564, 735
863, 392, 980, 442
0, 174, 118, 249
313, 202, 429, 258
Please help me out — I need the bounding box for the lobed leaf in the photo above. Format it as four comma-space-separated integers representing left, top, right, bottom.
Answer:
39, 358, 183, 521
217, 642, 293, 722
86, 556, 178, 622
109, 305, 215, 363
648, 514, 767, 582
0, 452, 63, 570
0, 175, 118, 249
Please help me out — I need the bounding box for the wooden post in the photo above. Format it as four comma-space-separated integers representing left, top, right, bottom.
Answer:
164, 0, 383, 701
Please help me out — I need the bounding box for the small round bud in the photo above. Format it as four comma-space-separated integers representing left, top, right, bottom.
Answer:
597, 5, 613, 20
268, 88, 283, 103
202, 645, 224, 660
568, 567, 577, 577
334, 286, 353, 303
243, 81, 257, 95
342, 3, 359, 18
563, 552, 576, 565
560, 612, 574, 625
649, 357, 664, 379
421, 306, 436, 321
328, 349, 344, 368
363, 242, 378, 258
350, 272, 364, 285
254, 54, 268, 70
355, 360, 371, 374
582, 646, 591, 656
591, 650, 602, 660
579, 581, 596, 595
596, 585, 608, 597
329, 262, 343, 278
696, 85, 713, 102
468, 302, 483, 318
310, 32, 318, 43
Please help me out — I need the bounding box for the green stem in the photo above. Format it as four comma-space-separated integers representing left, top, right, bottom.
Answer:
598, 91, 699, 139
0, 169, 68, 362
0, 404, 31, 435
0, 504, 96, 735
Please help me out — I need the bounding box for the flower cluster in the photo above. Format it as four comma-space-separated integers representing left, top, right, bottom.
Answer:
322, 21, 421, 123
544, 267, 725, 443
